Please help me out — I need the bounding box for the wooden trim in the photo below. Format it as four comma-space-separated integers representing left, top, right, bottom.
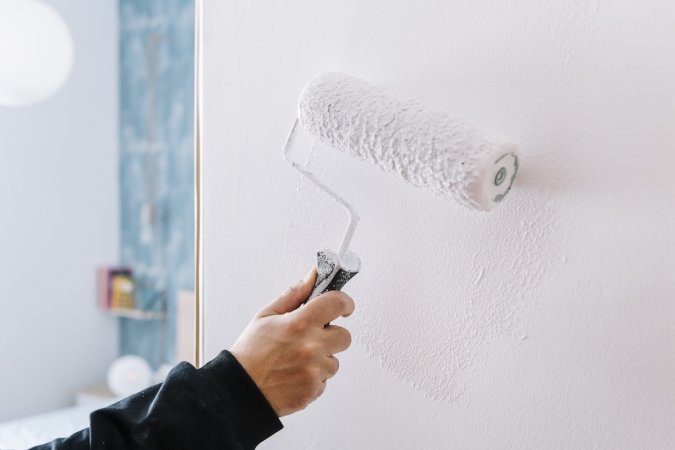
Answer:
193, 0, 204, 368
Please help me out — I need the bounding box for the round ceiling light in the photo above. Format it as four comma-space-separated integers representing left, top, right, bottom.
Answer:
0, 0, 74, 107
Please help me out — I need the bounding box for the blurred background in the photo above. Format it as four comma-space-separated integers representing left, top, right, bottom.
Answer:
0, 0, 195, 441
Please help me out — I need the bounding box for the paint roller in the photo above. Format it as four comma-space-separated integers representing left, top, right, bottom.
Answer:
283, 72, 519, 299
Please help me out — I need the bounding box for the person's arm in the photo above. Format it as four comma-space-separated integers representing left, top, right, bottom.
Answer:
30, 268, 354, 450
30, 351, 282, 450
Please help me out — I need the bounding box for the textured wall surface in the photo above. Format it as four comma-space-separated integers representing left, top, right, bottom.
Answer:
0, 0, 119, 421
118, 0, 194, 366
202, 0, 674, 448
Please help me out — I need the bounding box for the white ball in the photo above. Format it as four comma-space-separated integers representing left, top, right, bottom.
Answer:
107, 355, 153, 398
0, 0, 74, 107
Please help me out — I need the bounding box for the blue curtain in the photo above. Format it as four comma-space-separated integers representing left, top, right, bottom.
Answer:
118, 0, 195, 367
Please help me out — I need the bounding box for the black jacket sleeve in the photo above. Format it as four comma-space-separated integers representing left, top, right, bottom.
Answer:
29, 350, 283, 450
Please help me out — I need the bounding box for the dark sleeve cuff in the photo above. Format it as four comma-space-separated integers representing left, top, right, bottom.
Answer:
199, 350, 283, 448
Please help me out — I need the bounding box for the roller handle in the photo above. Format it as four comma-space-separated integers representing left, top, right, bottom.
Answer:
308, 250, 360, 301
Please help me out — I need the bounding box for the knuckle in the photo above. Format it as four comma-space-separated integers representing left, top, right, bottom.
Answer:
284, 284, 301, 297
306, 365, 321, 381
319, 291, 343, 308
299, 365, 314, 383
295, 343, 314, 361
284, 317, 306, 336
332, 292, 355, 315
332, 292, 349, 309
305, 341, 320, 356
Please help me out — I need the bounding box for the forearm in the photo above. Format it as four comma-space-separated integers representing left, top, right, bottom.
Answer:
30, 351, 282, 450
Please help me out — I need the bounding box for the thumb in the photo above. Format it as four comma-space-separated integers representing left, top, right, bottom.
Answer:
258, 268, 317, 317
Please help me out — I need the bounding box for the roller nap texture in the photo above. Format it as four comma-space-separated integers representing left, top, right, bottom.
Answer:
297, 72, 519, 210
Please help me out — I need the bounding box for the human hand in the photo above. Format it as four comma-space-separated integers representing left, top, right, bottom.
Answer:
230, 268, 355, 417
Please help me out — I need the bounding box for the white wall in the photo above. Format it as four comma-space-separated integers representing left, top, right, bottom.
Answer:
201, 0, 674, 448
0, 1, 119, 422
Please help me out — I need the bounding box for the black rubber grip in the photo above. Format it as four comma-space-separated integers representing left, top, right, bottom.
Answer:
309, 250, 359, 300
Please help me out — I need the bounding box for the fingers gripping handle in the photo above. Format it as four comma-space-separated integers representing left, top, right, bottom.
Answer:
309, 250, 361, 300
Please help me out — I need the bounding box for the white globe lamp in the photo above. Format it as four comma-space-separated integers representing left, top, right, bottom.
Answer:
107, 355, 154, 398
0, 0, 74, 107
